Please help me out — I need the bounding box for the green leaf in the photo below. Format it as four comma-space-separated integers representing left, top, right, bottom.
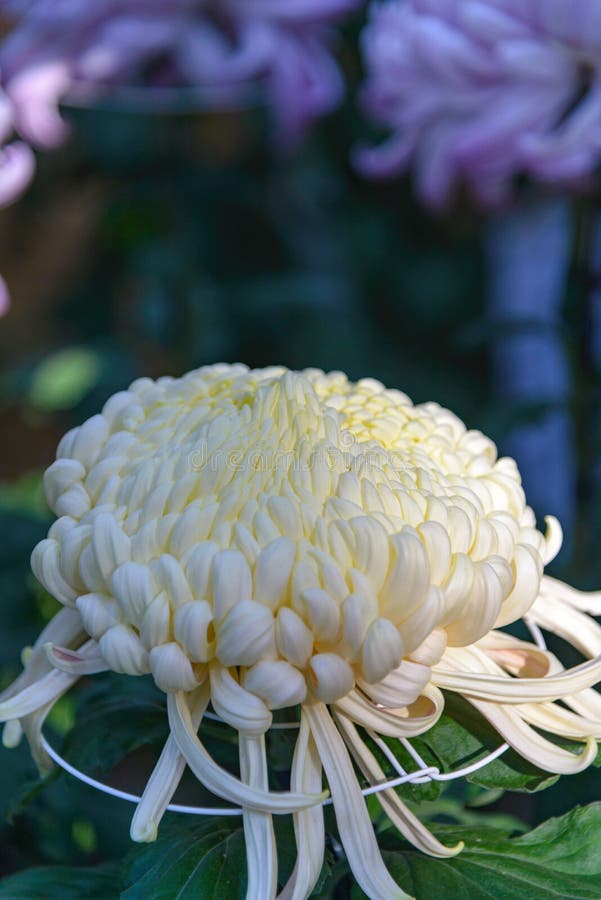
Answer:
413, 695, 559, 793
0, 863, 121, 899
61, 674, 169, 774
29, 347, 101, 411
351, 804, 601, 900
121, 819, 247, 900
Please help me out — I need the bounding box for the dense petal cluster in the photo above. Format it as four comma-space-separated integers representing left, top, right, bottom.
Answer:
0, 0, 359, 208
2, 364, 601, 900
356, 0, 601, 206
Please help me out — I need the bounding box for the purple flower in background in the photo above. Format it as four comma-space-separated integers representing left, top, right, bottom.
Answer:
356, 0, 601, 207
0, 0, 360, 212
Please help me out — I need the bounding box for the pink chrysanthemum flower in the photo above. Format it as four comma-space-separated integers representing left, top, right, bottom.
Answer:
0, 0, 360, 208
356, 0, 601, 206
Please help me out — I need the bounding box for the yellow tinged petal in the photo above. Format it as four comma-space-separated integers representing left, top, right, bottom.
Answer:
361, 618, 404, 684
358, 658, 431, 709
209, 664, 272, 734
239, 734, 277, 900
494, 544, 541, 627
216, 600, 275, 667
335, 712, 463, 858
540, 575, 601, 615
150, 643, 202, 692
303, 703, 410, 900
131, 688, 207, 843
167, 691, 326, 813
467, 697, 598, 775
242, 661, 307, 709
254, 537, 296, 610
212, 549, 253, 622
308, 654, 354, 704
335, 687, 443, 739
277, 714, 325, 900
0, 668, 78, 720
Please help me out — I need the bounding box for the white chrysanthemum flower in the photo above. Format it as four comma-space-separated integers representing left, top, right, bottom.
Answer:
2, 364, 601, 900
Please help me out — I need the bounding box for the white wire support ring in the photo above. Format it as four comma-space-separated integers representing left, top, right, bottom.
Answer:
39, 619, 547, 816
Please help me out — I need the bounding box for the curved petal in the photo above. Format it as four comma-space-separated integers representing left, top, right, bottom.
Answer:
531, 593, 601, 658
167, 691, 327, 814
277, 713, 324, 900
131, 687, 208, 842
357, 658, 431, 709
519, 701, 601, 740
0, 664, 80, 720
467, 697, 598, 774
334, 712, 463, 858
540, 576, 601, 615
335, 686, 443, 739
209, 663, 272, 735
45, 641, 108, 675
0, 608, 84, 705
239, 733, 277, 900
435, 646, 601, 703
303, 702, 409, 900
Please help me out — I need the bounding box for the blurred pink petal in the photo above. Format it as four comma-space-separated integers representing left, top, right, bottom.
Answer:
0, 140, 35, 207
0, 274, 9, 316
357, 0, 601, 206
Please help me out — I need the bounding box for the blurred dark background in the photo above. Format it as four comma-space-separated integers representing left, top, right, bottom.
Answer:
0, 81, 600, 880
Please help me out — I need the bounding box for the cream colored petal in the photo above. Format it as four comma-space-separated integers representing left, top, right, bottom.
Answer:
212, 549, 252, 622
531, 593, 601, 658
215, 600, 275, 667
541, 575, 601, 615
335, 686, 443, 739
242, 661, 307, 710
173, 601, 215, 663
167, 691, 326, 813
397, 586, 445, 656
31, 538, 78, 606
542, 516, 563, 565
98, 624, 150, 675
299, 589, 341, 644
209, 664, 273, 735
434, 652, 601, 704
334, 712, 462, 858
466, 697, 597, 775
0, 668, 78, 720
76, 593, 121, 641
44, 642, 107, 675
275, 608, 313, 668
303, 702, 409, 900
91, 514, 131, 584
494, 544, 542, 628
358, 658, 431, 709
150, 643, 202, 693
380, 528, 430, 625
476, 631, 552, 678
131, 688, 208, 842
111, 561, 157, 624
519, 701, 601, 740
254, 537, 296, 610
239, 734, 277, 900
445, 561, 503, 646
277, 714, 324, 900
475, 633, 601, 724
342, 593, 378, 660
0, 608, 83, 705
361, 618, 404, 684
307, 654, 354, 704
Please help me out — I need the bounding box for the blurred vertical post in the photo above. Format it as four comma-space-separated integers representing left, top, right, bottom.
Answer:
484, 197, 575, 550
588, 214, 601, 514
